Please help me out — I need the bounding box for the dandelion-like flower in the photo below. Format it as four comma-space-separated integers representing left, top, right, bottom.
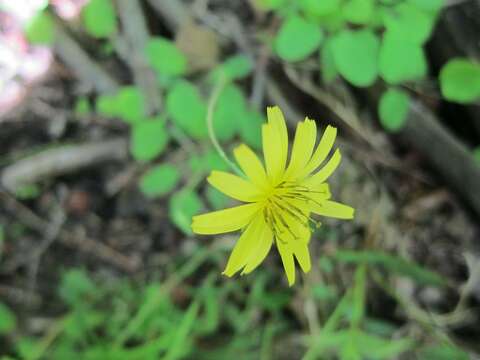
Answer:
192, 106, 354, 285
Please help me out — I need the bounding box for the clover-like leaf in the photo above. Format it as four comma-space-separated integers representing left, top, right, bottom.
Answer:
140, 164, 180, 198
275, 15, 323, 62
82, 0, 117, 38
331, 29, 379, 87
169, 190, 203, 235
145, 37, 187, 76
439, 58, 480, 103
378, 88, 410, 132
130, 118, 169, 161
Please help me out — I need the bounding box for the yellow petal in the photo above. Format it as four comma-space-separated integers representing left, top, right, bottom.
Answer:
300, 125, 337, 179
263, 106, 288, 183
277, 240, 296, 286
285, 118, 317, 180
241, 222, 273, 274
233, 144, 268, 189
303, 149, 341, 187
267, 106, 288, 169
310, 200, 355, 219
290, 239, 311, 274
223, 216, 262, 277
208, 171, 262, 202
192, 203, 260, 234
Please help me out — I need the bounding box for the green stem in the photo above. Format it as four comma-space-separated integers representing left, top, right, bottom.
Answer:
206, 79, 243, 177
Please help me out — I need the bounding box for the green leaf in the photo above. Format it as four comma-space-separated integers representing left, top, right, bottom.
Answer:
334, 250, 446, 286
275, 15, 323, 62
213, 84, 246, 141
0, 303, 16, 334
145, 37, 187, 76
474, 146, 480, 164
140, 164, 180, 198
256, 0, 289, 10
320, 37, 338, 83
206, 186, 230, 210
58, 269, 96, 306
213, 55, 254, 82
238, 110, 263, 149
408, 0, 444, 12
418, 344, 469, 360
378, 88, 410, 132
383, 3, 436, 44
130, 118, 169, 161
379, 33, 427, 84
74, 97, 90, 116
15, 184, 41, 200
82, 0, 117, 38
311, 284, 337, 300
25, 10, 55, 45
169, 191, 203, 235
351, 330, 414, 359
439, 58, 480, 103
164, 302, 199, 360
204, 150, 230, 172
115, 86, 146, 123
96, 87, 146, 124
166, 80, 208, 139
300, 0, 340, 17
331, 29, 379, 87
343, 0, 374, 25
351, 265, 367, 327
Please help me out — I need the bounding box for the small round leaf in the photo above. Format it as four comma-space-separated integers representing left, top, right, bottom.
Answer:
130, 118, 169, 161
0, 303, 16, 334
145, 37, 187, 76
166, 80, 208, 139
331, 29, 379, 87
82, 0, 117, 38
140, 164, 180, 198
212, 84, 246, 141
169, 190, 203, 235
378, 88, 410, 132
439, 58, 480, 104
275, 15, 323, 62
25, 10, 55, 45
379, 34, 427, 84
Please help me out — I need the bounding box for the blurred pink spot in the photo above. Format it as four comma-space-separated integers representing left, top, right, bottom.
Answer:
51, 0, 89, 19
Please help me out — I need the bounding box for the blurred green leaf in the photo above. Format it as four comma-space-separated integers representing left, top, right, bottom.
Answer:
343, 0, 374, 25
25, 10, 55, 45
204, 150, 230, 172
59, 269, 96, 305
82, 0, 117, 38
212, 55, 254, 82
213, 84, 246, 141
350, 330, 414, 359
300, 0, 340, 17
351, 265, 366, 327
15, 184, 41, 200
166, 80, 208, 139
474, 146, 480, 164
130, 118, 169, 162
408, 0, 444, 12
164, 301, 199, 360
334, 250, 446, 286
74, 97, 90, 116
0, 302, 16, 334
418, 344, 469, 360
115, 87, 146, 123
320, 37, 338, 83
378, 88, 410, 133
383, 3, 436, 44
238, 110, 263, 149
140, 164, 180, 198
145, 37, 187, 77
379, 33, 427, 84
331, 29, 379, 87
275, 15, 323, 62
206, 186, 230, 210
311, 284, 337, 300
96, 87, 146, 124
169, 190, 203, 235
439, 58, 480, 103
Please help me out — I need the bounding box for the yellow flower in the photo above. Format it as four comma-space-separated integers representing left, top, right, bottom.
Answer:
192, 106, 354, 285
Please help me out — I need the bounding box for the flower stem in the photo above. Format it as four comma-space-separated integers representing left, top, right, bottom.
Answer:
206, 78, 243, 177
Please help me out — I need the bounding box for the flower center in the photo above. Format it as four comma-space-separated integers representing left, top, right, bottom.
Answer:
262, 181, 326, 244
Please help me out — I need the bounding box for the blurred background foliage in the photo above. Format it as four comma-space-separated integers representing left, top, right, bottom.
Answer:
0, 0, 480, 359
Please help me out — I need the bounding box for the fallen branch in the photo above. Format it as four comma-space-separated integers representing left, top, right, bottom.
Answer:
115, 0, 162, 114
1, 138, 127, 192
53, 19, 119, 93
